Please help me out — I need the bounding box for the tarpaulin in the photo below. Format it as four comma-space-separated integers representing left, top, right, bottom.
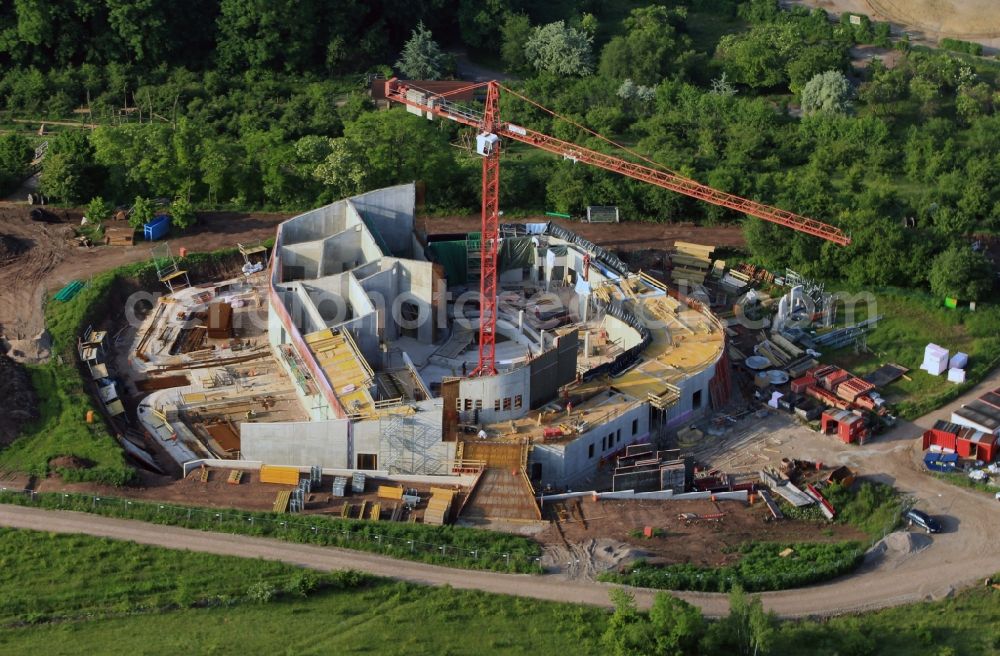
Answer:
427, 240, 468, 285
499, 236, 535, 271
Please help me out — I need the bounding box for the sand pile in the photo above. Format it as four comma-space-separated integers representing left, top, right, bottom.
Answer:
866, 530, 932, 568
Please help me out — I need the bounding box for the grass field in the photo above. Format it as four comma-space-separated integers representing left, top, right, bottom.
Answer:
822, 288, 1000, 419
0, 528, 604, 656
1, 527, 999, 655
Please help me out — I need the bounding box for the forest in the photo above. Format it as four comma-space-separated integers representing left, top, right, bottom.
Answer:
0, 0, 996, 294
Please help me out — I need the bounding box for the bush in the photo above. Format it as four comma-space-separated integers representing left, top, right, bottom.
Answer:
601, 541, 863, 592
939, 38, 983, 56
247, 580, 277, 603
0, 489, 543, 574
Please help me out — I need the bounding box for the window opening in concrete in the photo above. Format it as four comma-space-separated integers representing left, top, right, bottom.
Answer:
357, 453, 378, 470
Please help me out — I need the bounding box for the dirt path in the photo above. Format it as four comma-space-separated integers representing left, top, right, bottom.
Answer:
0, 205, 292, 362
5, 369, 1000, 622
419, 215, 747, 252
5, 371, 1000, 618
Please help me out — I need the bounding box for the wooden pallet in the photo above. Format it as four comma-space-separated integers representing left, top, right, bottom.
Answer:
227, 470, 243, 485
199, 467, 209, 483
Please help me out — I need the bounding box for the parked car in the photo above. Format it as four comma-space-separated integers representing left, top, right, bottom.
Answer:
903, 508, 941, 534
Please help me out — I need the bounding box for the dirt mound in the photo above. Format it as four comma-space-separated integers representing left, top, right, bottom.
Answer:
542, 538, 648, 580
48, 455, 96, 471
0, 234, 28, 266
0, 355, 38, 445
865, 530, 932, 568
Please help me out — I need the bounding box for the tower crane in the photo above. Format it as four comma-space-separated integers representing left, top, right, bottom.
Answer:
384, 78, 850, 377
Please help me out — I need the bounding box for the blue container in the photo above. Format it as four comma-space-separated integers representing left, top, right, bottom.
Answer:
144, 214, 171, 241
924, 452, 959, 473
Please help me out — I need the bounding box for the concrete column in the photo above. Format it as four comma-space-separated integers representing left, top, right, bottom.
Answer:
539, 329, 545, 349
584, 331, 590, 357
518, 309, 524, 333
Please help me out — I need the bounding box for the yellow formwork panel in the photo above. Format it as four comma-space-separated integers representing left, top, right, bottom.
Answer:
377, 485, 404, 500
259, 464, 300, 485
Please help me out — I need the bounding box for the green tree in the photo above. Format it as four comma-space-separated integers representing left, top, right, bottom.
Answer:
601, 589, 654, 656
395, 21, 449, 80
701, 586, 776, 656
786, 44, 847, 94
130, 196, 154, 230
500, 13, 533, 73
0, 133, 33, 193
648, 593, 706, 655
457, 0, 508, 52
169, 197, 196, 230
801, 70, 852, 115
40, 152, 82, 204
601, 590, 706, 656
717, 23, 799, 89
85, 196, 112, 225
524, 21, 594, 76
40, 130, 100, 204
598, 6, 694, 85
956, 82, 993, 125
929, 246, 994, 301
313, 110, 461, 206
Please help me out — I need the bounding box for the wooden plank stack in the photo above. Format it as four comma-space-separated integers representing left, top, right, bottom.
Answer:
669, 241, 715, 287
424, 487, 456, 525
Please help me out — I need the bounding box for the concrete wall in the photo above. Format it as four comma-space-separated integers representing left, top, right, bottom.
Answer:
663, 358, 717, 429
530, 402, 649, 487
360, 267, 398, 340
389, 258, 436, 343
349, 183, 415, 257
279, 199, 350, 246
319, 227, 369, 276
603, 314, 643, 351
458, 365, 531, 424
273, 285, 325, 336
241, 419, 350, 468
280, 241, 323, 281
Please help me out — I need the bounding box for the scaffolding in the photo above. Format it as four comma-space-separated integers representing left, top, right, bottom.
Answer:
379, 411, 447, 475
150, 243, 190, 293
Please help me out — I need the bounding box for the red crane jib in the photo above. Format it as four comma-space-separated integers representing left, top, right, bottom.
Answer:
383, 78, 850, 376
383, 78, 850, 247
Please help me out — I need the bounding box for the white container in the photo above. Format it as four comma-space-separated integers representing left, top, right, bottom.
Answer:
948, 368, 966, 383
921, 343, 949, 376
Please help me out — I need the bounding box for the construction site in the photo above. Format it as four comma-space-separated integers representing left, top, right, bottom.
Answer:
36, 79, 997, 584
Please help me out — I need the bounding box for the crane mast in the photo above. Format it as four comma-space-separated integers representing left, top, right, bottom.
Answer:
383, 78, 850, 377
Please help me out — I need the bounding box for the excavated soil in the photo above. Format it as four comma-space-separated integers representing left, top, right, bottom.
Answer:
0, 234, 28, 267
538, 497, 866, 579
419, 215, 747, 252
0, 355, 38, 446
48, 455, 96, 471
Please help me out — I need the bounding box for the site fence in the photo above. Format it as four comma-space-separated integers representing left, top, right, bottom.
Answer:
0, 488, 542, 574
